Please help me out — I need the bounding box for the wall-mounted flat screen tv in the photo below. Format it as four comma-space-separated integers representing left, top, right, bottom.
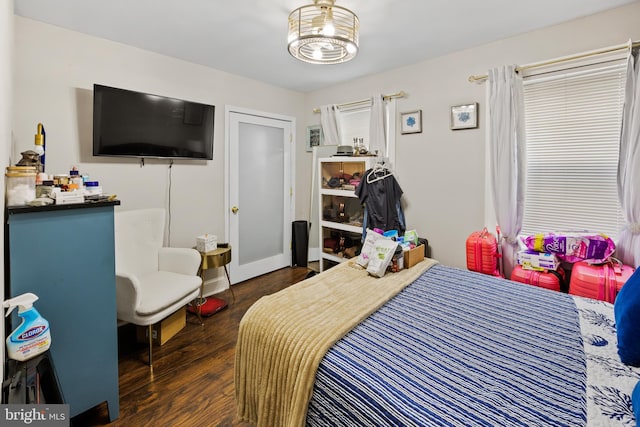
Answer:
93, 84, 214, 160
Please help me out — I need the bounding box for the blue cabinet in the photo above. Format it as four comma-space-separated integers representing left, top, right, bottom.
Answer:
6, 202, 120, 421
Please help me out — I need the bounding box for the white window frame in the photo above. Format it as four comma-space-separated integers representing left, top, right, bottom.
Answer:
336, 99, 397, 168
485, 51, 627, 241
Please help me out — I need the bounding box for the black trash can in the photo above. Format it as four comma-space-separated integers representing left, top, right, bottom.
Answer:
291, 220, 309, 267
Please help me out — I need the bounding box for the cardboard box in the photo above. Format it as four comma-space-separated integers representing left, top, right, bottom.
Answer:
136, 306, 186, 346
196, 234, 217, 252
517, 250, 560, 271
404, 244, 425, 268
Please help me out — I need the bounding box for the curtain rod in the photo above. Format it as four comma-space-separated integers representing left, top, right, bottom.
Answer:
468, 40, 640, 83
312, 90, 407, 113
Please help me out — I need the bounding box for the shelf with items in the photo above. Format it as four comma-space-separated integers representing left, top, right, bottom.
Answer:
319, 158, 369, 192
321, 228, 363, 270
321, 193, 364, 230
318, 156, 374, 272
320, 220, 361, 234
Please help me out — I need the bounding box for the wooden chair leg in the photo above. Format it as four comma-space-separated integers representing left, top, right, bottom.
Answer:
148, 325, 153, 368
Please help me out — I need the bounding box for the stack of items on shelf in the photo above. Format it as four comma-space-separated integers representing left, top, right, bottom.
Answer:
322, 199, 364, 226
513, 231, 635, 302
34, 166, 109, 206
5, 165, 110, 207
355, 228, 426, 278
323, 171, 362, 191
323, 233, 360, 260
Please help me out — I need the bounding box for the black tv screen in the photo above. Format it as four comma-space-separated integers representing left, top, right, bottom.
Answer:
93, 84, 214, 160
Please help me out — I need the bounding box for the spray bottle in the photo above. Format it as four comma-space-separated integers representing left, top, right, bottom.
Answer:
3, 293, 51, 361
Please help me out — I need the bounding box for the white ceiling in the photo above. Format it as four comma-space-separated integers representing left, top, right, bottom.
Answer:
13, 0, 640, 92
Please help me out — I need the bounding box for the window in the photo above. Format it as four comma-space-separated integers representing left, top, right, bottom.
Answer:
520, 57, 627, 240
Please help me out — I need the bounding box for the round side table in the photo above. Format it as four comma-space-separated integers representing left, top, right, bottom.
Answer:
190, 246, 234, 318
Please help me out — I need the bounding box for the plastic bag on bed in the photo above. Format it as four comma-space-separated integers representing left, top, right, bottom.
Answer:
520, 231, 615, 263
356, 229, 386, 267
366, 239, 399, 278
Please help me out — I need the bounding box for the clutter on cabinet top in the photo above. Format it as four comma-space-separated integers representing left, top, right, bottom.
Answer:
335, 145, 355, 156
353, 138, 368, 156
16, 150, 43, 173
5, 164, 113, 207
5, 124, 115, 207
332, 138, 375, 157
14, 123, 46, 174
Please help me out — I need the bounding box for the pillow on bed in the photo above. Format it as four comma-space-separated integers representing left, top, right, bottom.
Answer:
633, 380, 640, 422
614, 267, 640, 366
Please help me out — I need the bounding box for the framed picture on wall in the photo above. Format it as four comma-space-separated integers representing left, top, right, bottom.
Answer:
306, 125, 324, 152
450, 103, 479, 130
400, 110, 422, 134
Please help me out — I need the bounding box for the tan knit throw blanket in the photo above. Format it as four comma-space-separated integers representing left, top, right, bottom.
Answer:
235, 258, 438, 427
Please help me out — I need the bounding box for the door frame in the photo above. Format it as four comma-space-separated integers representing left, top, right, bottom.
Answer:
224, 105, 296, 284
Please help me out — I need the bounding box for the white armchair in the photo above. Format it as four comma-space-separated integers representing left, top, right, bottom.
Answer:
114, 208, 202, 366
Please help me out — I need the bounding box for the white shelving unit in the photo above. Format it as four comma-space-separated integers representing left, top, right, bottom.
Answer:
318, 156, 375, 272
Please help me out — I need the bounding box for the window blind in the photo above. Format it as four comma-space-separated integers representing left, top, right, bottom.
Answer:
521, 61, 626, 240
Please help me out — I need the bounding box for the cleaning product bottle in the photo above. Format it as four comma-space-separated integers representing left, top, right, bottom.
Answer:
3, 293, 51, 361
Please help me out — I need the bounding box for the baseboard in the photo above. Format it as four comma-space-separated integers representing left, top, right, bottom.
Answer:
308, 246, 320, 262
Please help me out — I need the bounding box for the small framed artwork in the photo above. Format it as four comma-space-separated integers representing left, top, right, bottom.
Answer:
401, 110, 422, 134
306, 125, 323, 152
450, 103, 479, 130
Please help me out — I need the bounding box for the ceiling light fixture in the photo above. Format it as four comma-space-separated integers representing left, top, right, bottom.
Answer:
288, 0, 359, 65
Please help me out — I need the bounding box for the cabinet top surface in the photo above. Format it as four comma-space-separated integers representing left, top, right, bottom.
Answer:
7, 200, 120, 215
319, 156, 375, 161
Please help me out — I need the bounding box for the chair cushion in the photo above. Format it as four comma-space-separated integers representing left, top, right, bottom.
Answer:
135, 271, 202, 316
114, 208, 166, 277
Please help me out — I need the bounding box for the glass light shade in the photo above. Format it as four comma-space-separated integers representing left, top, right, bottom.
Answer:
288, 1, 359, 64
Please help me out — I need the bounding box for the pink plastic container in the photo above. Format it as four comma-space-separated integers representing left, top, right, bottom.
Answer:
569, 260, 635, 303
511, 265, 566, 292
466, 228, 499, 276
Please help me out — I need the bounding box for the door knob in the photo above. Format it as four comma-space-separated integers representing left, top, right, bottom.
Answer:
231, 206, 239, 214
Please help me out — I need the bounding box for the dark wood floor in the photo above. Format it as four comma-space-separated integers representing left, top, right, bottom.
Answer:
72, 265, 315, 427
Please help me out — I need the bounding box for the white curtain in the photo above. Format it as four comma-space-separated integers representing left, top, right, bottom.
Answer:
319, 104, 341, 146
488, 65, 526, 279
368, 94, 386, 158
617, 49, 640, 268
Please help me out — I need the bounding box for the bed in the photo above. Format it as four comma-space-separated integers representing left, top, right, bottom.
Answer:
235, 258, 640, 426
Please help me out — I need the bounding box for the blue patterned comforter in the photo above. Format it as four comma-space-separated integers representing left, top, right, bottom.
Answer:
306, 265, 639, 426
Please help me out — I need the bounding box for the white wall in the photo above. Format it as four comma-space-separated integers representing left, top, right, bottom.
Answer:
1, 0, 13, 387
12, 3, 640, 275
12, 17, 307, 243
303, 2, 640, 268
12, 16, 305, 292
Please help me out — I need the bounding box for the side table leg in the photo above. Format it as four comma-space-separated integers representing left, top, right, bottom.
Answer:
224, 265, 235, 304
194, 271, 204, 325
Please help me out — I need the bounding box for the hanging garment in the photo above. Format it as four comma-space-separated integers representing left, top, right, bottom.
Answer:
355, 166, 405, 233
